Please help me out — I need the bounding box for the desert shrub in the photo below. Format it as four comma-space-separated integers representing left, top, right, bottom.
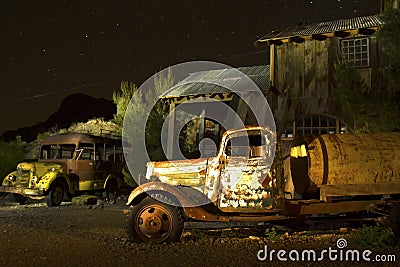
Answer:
352, 224, 396, 248
265, 226, 282, 242
0, 136, 25, 179
68, 118, 120, 138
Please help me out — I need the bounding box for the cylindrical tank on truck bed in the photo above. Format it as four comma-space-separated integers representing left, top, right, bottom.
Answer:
289, 132, 400, 198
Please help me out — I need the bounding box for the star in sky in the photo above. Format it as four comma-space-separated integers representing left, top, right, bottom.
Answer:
0, 0, 380, 135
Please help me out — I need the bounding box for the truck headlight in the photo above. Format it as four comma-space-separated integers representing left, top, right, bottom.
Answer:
8, 175, 16, 182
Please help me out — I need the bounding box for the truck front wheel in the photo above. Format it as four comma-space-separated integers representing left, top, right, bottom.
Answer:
45, 181, 64, 207
126, 194, 184, 243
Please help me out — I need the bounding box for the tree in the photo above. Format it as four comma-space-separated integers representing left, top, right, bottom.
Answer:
0, 136, 25, 180
145, 68, 174, 161
378, 6, 400, 123
112, 81, 138, 129
116, 68, 174, 179
333, 7, 400, 133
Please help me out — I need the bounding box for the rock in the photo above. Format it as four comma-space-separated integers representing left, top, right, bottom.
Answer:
71, 195, 98, 206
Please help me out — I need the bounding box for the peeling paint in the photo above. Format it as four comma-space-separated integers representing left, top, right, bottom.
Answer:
144, 127, 277, 211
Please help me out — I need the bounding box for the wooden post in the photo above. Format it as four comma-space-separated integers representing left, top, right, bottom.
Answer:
167, 101, 176, 159
270, 44, 275, 88
198, 109, 205, 151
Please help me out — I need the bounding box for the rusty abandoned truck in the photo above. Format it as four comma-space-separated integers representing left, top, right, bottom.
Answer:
125, 126, 400, 243
0, 133, 125, 207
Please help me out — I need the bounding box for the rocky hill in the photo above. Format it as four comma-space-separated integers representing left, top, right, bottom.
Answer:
0, 93, 116, 142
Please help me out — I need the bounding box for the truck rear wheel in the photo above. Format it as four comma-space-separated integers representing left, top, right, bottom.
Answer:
126, 194, 184, 243
45, 181, 64, 207
105, 180, 118, 204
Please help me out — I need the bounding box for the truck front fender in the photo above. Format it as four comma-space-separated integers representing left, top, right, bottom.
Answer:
38, 172, 74, 194
126, 182, 213, 208
126, 182, 227, 222
2, 171, 17, 187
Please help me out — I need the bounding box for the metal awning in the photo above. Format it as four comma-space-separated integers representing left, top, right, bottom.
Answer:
255, 14, 384, 46
160, 65, 270, 101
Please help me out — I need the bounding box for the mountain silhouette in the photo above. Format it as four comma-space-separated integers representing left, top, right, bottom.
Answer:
1, 93, 116, 142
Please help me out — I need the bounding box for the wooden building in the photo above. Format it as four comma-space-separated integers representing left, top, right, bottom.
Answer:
254, 1, 397, 197
254, 14, 386, 134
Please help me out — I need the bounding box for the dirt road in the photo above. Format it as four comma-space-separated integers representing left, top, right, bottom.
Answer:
0, 197, 399, 267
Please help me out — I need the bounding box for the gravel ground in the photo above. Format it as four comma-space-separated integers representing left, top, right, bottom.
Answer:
0, 195, 399, 267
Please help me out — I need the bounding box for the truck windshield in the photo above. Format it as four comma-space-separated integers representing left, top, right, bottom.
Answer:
225, 134, 266, 157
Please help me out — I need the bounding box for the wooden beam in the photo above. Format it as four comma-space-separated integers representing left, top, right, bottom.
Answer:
285, 200, 379, 215
311, 33, 328, 41
289, 36, 305, 43
334, 31, 351, 38
358, 27, 377, 35
267, 39, 283, 46
319, 183, 400, 202
172, 93, 233, 104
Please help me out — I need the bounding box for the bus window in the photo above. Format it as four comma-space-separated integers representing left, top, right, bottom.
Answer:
105, 144, 115, 162
95, 143, 105, 161
40, 144, 75, 159
115, 147, 124, 162
76, 143, 94, 160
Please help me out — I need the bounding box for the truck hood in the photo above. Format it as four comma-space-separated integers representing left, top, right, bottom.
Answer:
147, 158, 213, 187
17, 162, 63, 178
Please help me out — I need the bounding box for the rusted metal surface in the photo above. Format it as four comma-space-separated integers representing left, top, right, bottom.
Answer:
41, 132, 121, 146
290, 132, 400, 198
141, 127, 278, 213
284, 200, 380, 216
146, 158, 209, 187
160, 66, 270, 99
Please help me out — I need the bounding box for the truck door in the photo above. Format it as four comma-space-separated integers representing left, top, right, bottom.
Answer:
218, 132, 276, 211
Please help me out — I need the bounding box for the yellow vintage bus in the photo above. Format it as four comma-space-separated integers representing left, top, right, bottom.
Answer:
1, 133, 125, 207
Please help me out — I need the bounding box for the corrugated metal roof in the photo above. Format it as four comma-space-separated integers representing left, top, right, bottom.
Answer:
256, 14, 384, 43
161, 65, 270, 99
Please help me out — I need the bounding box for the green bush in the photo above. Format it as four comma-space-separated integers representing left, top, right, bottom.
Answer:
352, 224, 396, 248
0, 137, 25, 179
265, 226, 281, 242
122, 166, 138, 189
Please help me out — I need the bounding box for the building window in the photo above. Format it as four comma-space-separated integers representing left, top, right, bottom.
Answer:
341, 37, 370, 68
281, 115, 346, 139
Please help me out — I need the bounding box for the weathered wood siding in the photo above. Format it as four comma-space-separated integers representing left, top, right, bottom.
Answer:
273, 39, 331, 131
272, 34, 383, 131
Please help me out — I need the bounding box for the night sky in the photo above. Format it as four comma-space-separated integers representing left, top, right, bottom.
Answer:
0, 0, 379, 135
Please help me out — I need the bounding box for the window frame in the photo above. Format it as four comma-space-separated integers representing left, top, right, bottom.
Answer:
340, 37, 370, 68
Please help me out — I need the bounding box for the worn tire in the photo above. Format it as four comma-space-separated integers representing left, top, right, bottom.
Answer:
45, 181, 64, 207
389, 203, 400, 238
15, 194, 27, 205
126, 194, 184, 243
105, 180, 118, 204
